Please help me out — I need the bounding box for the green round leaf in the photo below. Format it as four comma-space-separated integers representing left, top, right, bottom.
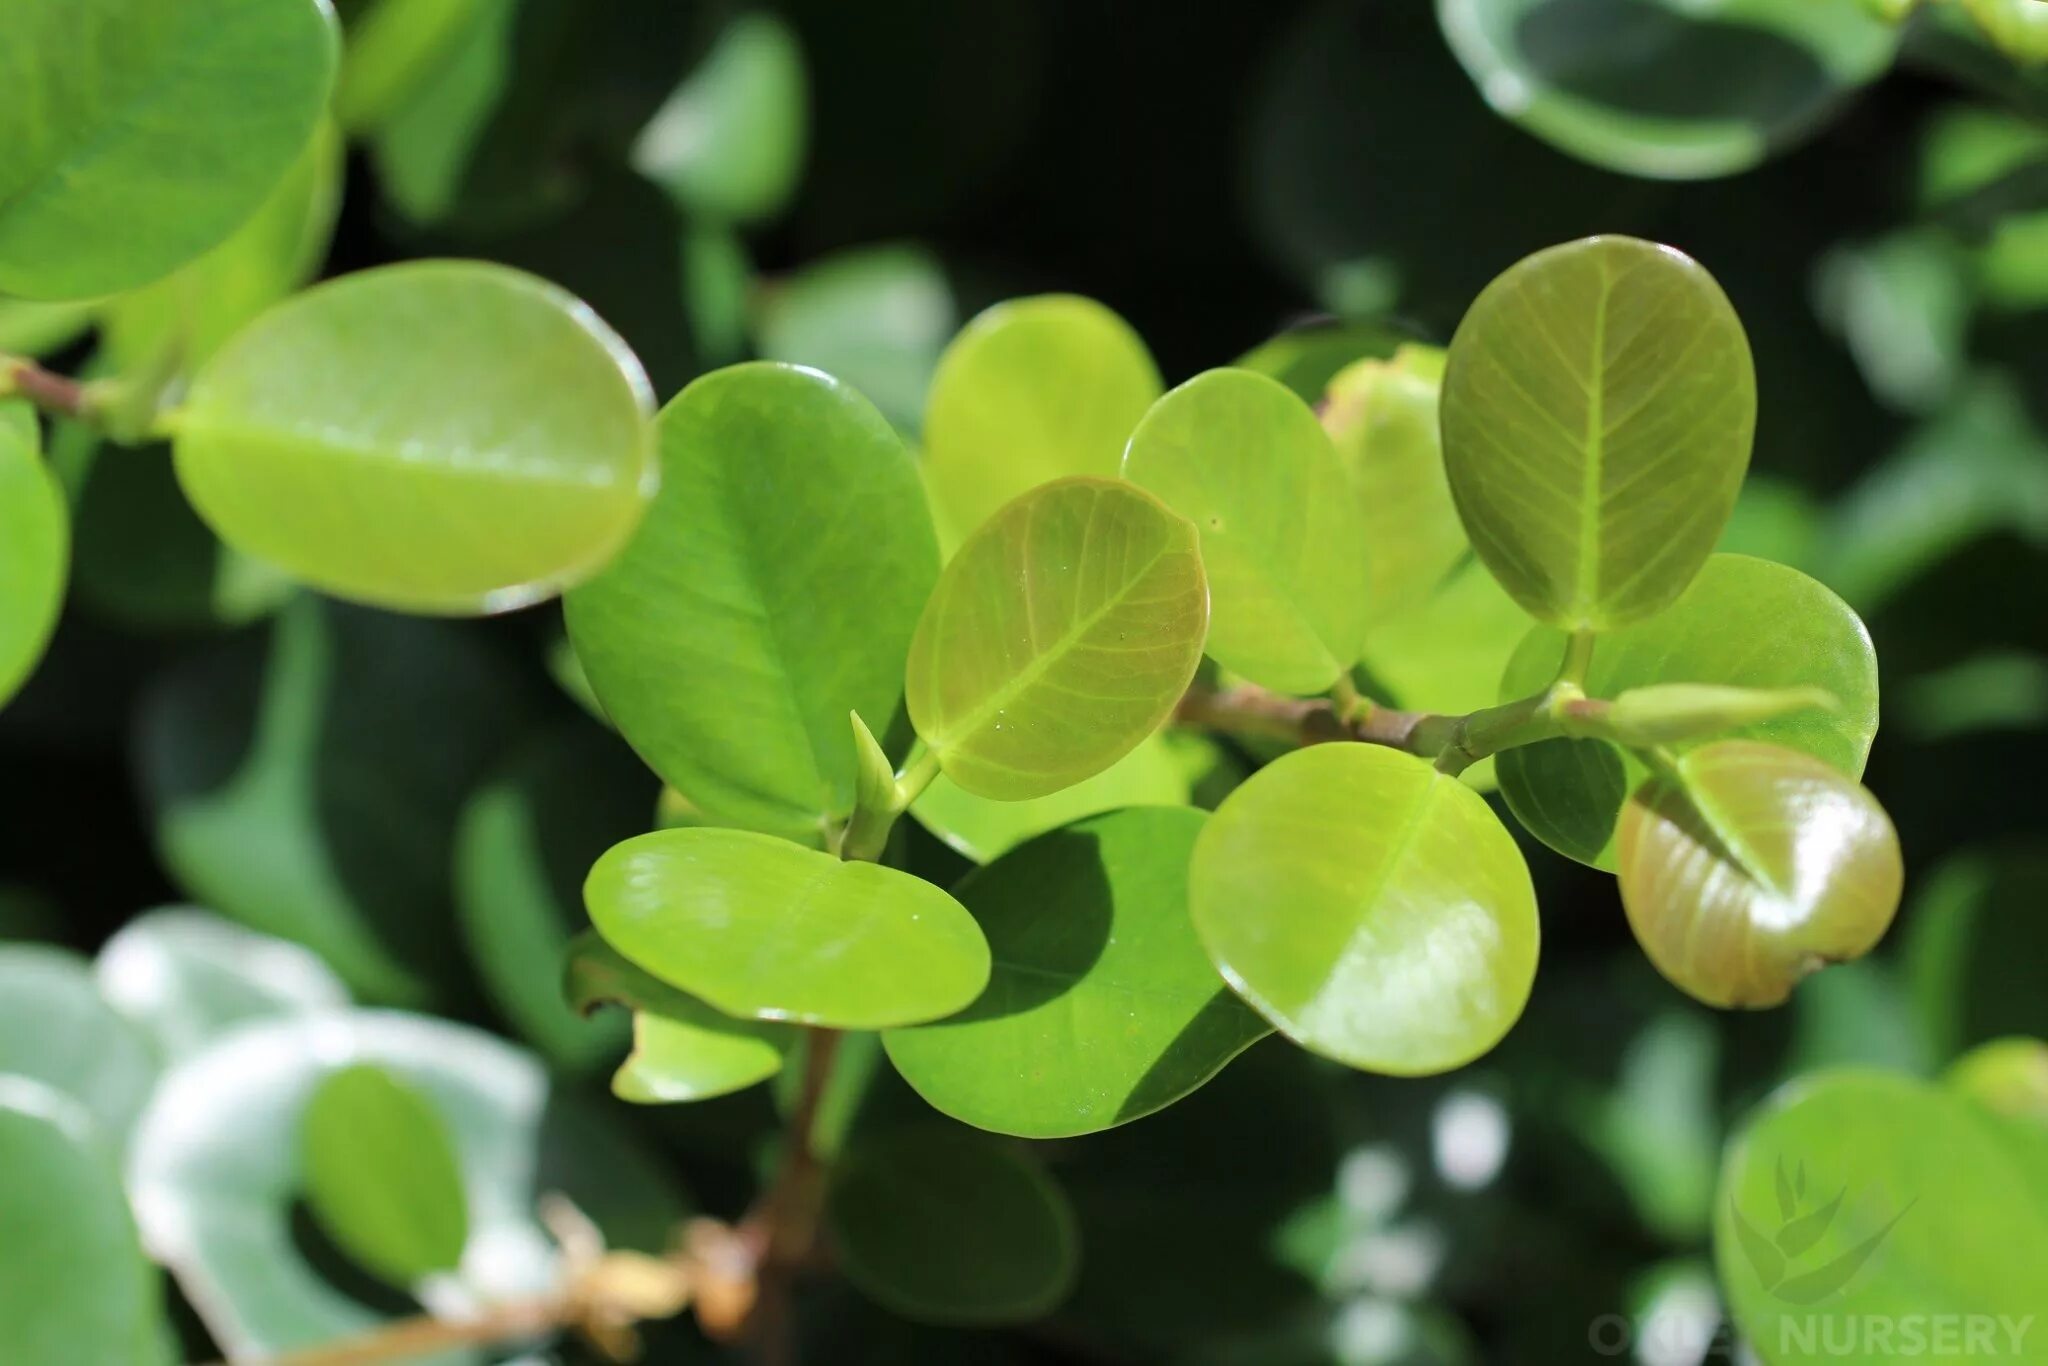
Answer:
756, 243, 956, 435
0, 945, 158, 1144
1436, 0, 1899, 180
174, 260, 656, 615
905, 477, 1209, 801
921, 296, 1161, 546
1948, 1038, 2048, 1127
827, 1128, 1078, 1325
1190, 742, 1540, 1075
1123, 368, 1371, 694
1498, 553, 1879, 869
910, 731, 1189, 864
300, 1063, 469, 1287
0, 1080, 164, 1366
630, 12, 808, 225
138, 597, 538, 1003
453, 724, 648, 1070
1618, 741, 1902, 1009
1716, 1070, 2048, 1357
95, 907, 350, 1062
0, 402, 67, 711
564, 933, 793, 1104
585, 827, 989, 1029
129, 1009, 686, 1362
565, 362, 937, 844
1441, 235, 1757, 630
0, 0, 338, 299
886, 808, 1268, 1138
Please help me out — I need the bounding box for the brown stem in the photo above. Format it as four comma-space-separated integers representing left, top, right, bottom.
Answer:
740, 1027, 842, 1366
1175, 682, 1431, 752
1, 356, 93, 420
211, 1299, 568, 1366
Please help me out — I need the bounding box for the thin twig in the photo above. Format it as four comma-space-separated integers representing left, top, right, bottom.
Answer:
213, 1299, 567, 1366
0, 355, 93, 420
741, 1028, 842, 1366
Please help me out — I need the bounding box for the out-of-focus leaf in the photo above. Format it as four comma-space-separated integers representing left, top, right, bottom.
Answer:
1947, 1038, 2048, 1125
95, 908, 350, 1062
756, 244, 955, 435
631, 13, 807, 225
1435, 0, 1899, 180
0, 401, 66, 711
1963, 0, 2048, 65
1716, 476, 1824, 571
1813, 228, 1972, 414
138, 597, 538, 1003
300, 1064, 470, 1286
910, 731, 1189, 865
1903, 850, 2048, 1057
826, 1128, 1078, 1325
885, 809, 1269, 1138
906, 478, 1208, 801
0, 946, 158, 1144
1901, 651, 2048, 741
336, 0, 489, 132
920, 296, 1160, 548
1233, 318, 1404, 402
0, 299, 95, 358
0, 1079, 166, 1366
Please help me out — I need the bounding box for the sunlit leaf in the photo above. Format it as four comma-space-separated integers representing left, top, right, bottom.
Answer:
906, 477, 1208, 801
631, 12, 808, 225
300, 1064, 469, 1287
1499, 554, 1878, 869
826, 1128, 1078, 1325
0, 401, 66, 711
910, 731, 1189, 864
0, 1080, 165, 1366
0, 0, 337, 299
566, 362, 937, 844
921, 296, 1160, 547
1618, 741, 1902, 1008
564, 933, 792, 1104
175, 261, 656, 615
1190, 743, 1540, 1074
885, 808, 1268, 1138
1441, 236, 1756, 630
585, 828, 989, 1029
0, 946, 158, 1144
1123, 368, 1370, 694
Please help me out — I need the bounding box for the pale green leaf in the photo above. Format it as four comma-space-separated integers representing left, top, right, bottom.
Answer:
910, 731, 1189, 864
300, 1064, 469, 1286
0, 401, 66, 711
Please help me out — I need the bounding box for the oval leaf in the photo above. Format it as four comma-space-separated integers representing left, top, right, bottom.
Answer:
1190, 742, 1540, 1074
0, 0, 337, 299
0, 946, 158, 1144
0, 401, 66, 710
0, 1080, 164, 1366
885, 808, 1270, 1138
905, 477, 1209, 801
300, 1063, 469, 1287
174, 260, 655, 614
827, 1128, 1078, 1325
1498, 553, 1879, 869
910, 731, 1190, 865
630, 12, 808, 225
1618, 741, 1903, 1008
564, 933, 793, 1104
1442, 235, 1756, 630
921, 296, 1161, 546
1123, 368, 1371, 694
564, 362, 938, 844
585, 828, 989, 1029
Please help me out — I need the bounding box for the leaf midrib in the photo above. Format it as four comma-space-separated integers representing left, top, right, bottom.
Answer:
1573, 265, 1614, 618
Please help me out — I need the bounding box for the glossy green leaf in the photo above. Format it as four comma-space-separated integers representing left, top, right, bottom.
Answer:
0, 401, 66, 711
1618, 741, 1902, 1009
1436, 0, 1899, 180
1190, 743, 1540, 1074
585, 827, 989, 1029
129, 1009, 686, 1362
0, 946, 158, 1144
827, 1128, 1079, 1325
910, 731, 1189, 864
565, 362, 938, 844
1123, 368, 1371, 694
921, 296, 1161, 547
1716, 1070, 2048, 1359
756, 244, 956, 435
631, 13, 808, 225
0, 1080, 165, 1366
905, 477, 1208, 801
1441, 235, 1757, 630
886, 809, 1268, 1138
1903, 851, 2048, 1058
1499, 554, 1879, 870
174, 261, 656, 615
95, 908, 350, 1062
138, 597, 538, 1003
300, 1064, 469, 1286
564, 933, 792, 1104
1321, 345, 1468, 628
0, 0, 337, 299
453, 724, 647, 1070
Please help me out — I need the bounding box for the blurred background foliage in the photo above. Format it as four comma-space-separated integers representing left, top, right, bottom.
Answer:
4, 0, 2048, 1362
